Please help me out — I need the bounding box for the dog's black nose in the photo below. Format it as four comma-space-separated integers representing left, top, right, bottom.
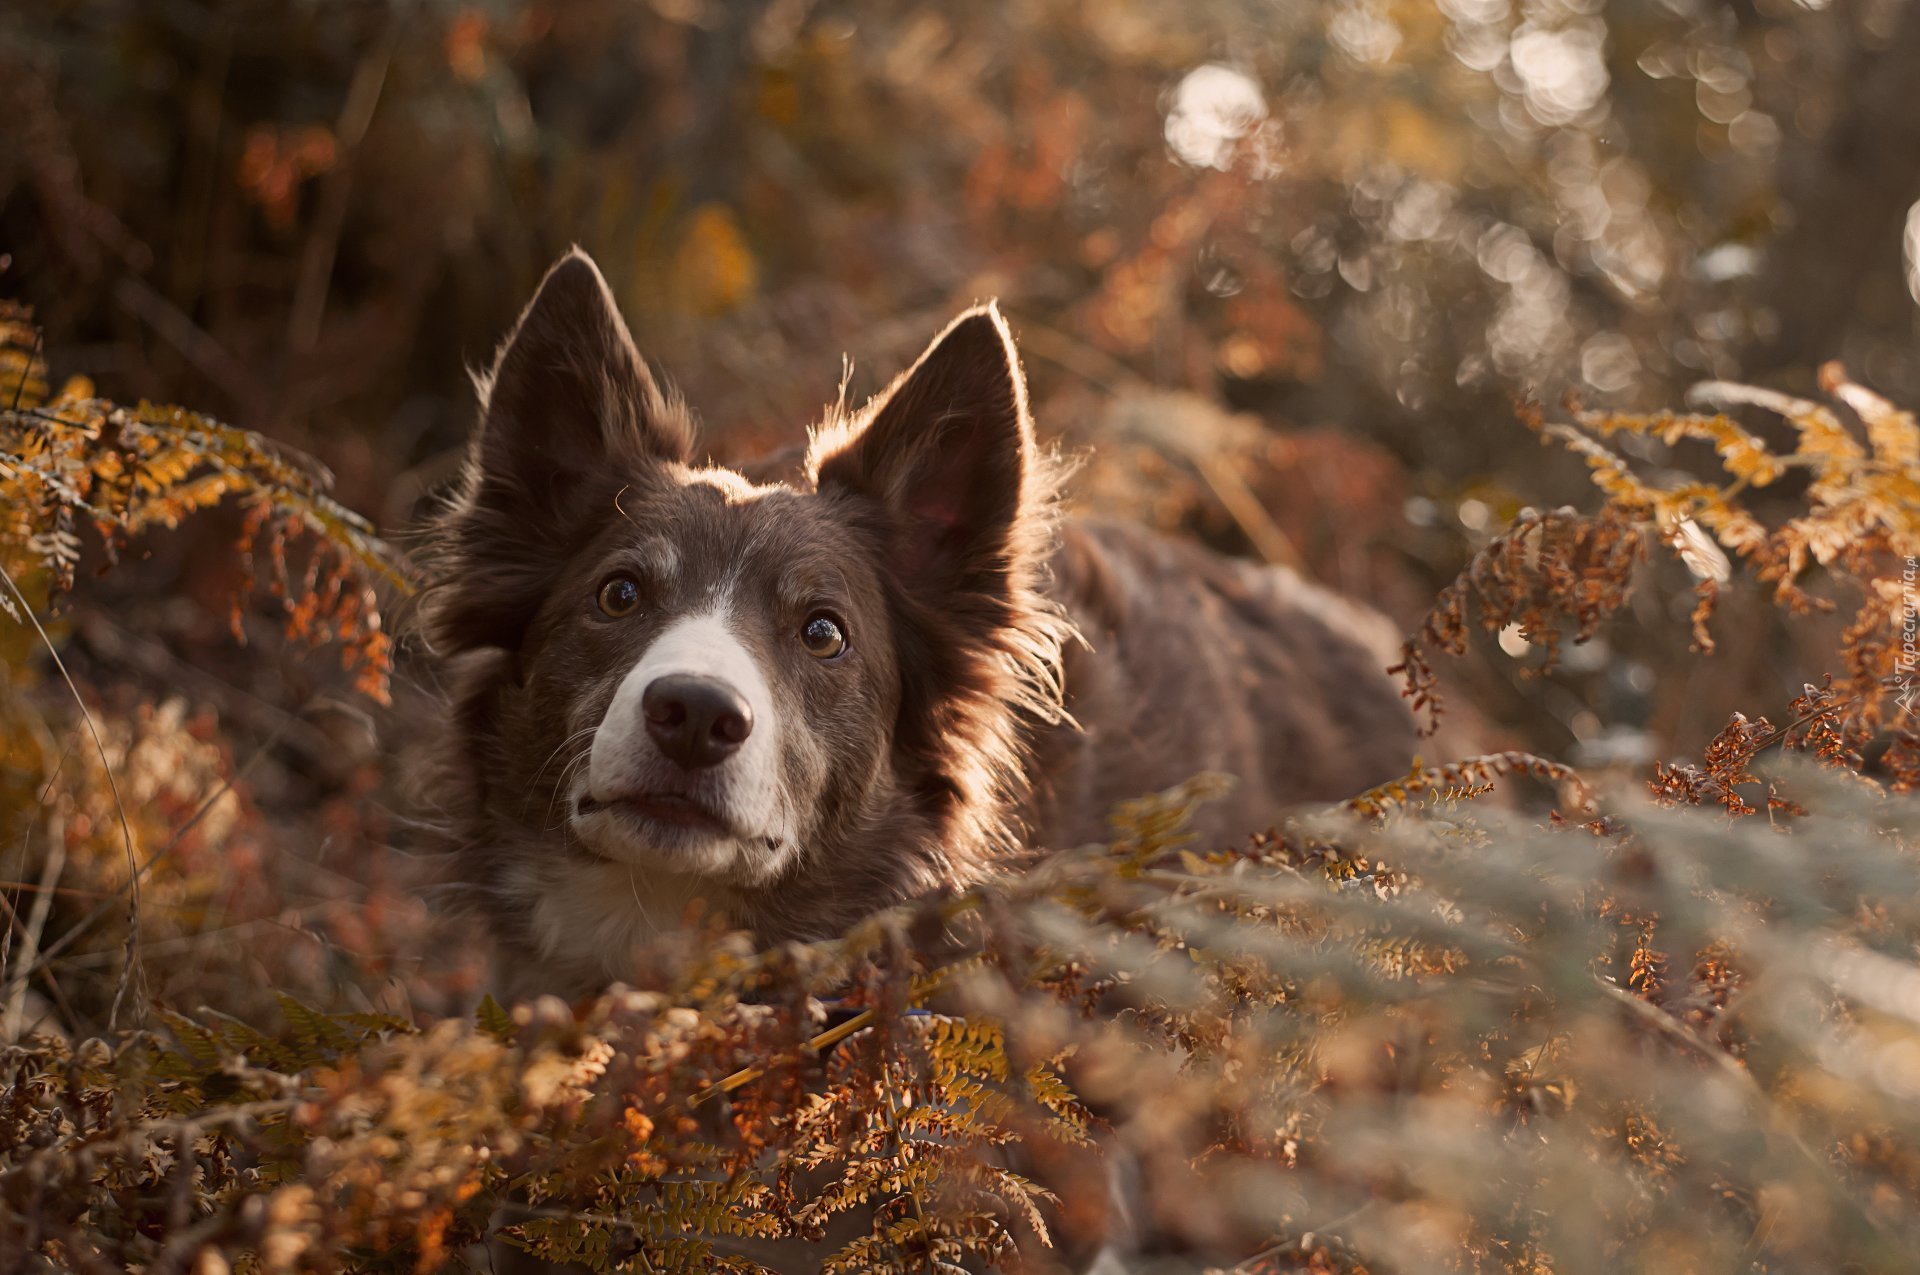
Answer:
642, 674, 753, 770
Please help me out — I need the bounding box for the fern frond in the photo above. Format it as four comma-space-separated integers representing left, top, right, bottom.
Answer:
0, 306, 408, 702
1403, 366, 1920, 733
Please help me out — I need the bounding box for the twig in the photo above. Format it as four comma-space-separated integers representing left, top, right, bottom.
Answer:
689, 1006, 878, 1107
8, 695, 306, 989
2, 733, 69, 981
52, 906, 331, 968
1, 810, 66, 1042
1596, 978, 1889, 1240
1228, 1201, 1375, 1273
1021, 329, 1309, 573
1188, 445, 1308, 572
0, 562, 143, 1029
287, 30, 395, 354
1014, 320, 1147, 394
111, 274, 263, 409
687, 967, 953, 1108
9, 329, 42, 412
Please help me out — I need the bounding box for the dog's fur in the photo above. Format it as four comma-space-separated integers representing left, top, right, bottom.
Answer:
425, 251, 1417, 1001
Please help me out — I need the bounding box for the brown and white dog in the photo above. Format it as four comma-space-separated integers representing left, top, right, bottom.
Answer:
425, 250, 1418, 1001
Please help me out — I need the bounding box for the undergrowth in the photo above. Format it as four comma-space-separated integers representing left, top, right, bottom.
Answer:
3, 310, 1919, 1273
0, 304, 415, 1039
0, 301, 404, 702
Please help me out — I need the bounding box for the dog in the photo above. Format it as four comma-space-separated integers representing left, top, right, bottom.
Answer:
424, 250, 1419, 1002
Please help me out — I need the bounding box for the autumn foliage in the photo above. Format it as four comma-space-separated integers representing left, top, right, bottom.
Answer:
0, 304, 405, 703
7, 0, 1920, 1268
3, 298, 1920, 1271
1398, 365, 1920, 751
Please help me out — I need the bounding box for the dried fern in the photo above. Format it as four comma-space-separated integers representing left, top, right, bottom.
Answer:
6, 317, 1920, 1271
10, 757, 1920, 1273
0, 303, 407, 702
1397, 367, 1920, 739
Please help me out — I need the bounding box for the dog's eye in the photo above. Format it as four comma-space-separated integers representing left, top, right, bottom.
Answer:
597, 575, 642, 617
800, 612, 848, 659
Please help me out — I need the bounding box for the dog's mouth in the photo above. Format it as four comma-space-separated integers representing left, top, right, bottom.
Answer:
576, 791, 738, 841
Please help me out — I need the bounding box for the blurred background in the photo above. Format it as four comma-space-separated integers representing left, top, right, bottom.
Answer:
3, 0, 1918, 1020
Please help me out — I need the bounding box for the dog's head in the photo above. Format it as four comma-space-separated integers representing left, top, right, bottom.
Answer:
427, 251, 1066, 939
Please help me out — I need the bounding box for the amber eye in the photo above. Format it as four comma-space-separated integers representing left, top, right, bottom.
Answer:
800, 612, 848, 659
597, 575, 642, 617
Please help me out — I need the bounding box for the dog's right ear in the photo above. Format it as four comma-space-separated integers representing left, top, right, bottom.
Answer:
432, 250, 690, 653
813, 305, 1038, 623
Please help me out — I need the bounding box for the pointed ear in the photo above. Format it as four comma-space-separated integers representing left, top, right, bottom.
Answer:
814, 304, 1035, 601
474, 248, 689, 510
432, 250, 690, 652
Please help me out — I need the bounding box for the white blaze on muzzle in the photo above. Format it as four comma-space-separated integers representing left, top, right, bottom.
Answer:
585, 605, 783, 852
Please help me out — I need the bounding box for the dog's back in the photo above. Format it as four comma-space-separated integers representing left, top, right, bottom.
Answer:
1029, 519, 1414, 848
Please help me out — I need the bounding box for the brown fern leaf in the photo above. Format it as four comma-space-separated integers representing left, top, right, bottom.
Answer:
1393, 506, 1647, 732
1344, 749, 1592, 819
1404, 367, 1920, 736
0, 306, 408, 701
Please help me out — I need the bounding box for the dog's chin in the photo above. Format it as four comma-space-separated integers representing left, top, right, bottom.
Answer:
570, 796, 759, 880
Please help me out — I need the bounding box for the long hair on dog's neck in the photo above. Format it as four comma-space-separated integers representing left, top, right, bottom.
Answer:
805, 305, 1079, 887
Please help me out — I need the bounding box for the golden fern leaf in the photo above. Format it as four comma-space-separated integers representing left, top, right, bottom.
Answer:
0, 307, 409, 702
1410, 367, 1920, 733
1023, 1059, 1097, 1144
923, 1014, 1009, 1084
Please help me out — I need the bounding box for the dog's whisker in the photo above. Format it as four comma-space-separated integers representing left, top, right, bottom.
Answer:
520, 739, 596, 823
543, 749, 597, 828
523, 728, 597, 800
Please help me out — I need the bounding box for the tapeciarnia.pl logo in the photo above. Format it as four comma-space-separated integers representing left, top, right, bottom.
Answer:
1901, 557, 1920, 717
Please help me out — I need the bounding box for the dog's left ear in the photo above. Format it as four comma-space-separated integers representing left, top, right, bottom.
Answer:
816, 304, 1034, 602
432, 250, 691, 654
474, 249, 690, 507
